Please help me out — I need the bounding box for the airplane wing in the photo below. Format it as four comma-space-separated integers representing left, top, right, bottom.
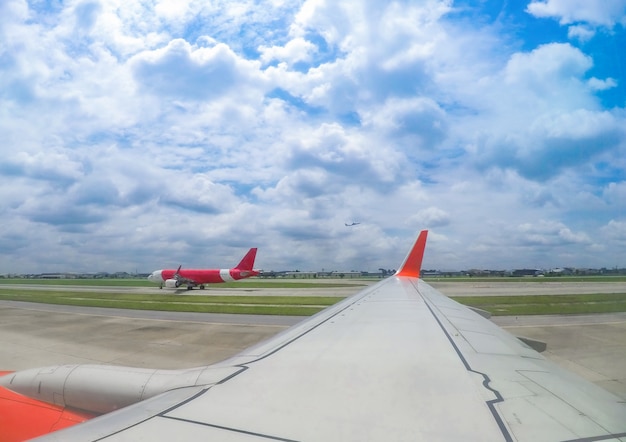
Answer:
172, 266, 198, 287
8, 231, 626, 441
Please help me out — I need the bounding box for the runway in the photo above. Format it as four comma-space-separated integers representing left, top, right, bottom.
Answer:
1, 282, 625, 401
0, 300, 296, 371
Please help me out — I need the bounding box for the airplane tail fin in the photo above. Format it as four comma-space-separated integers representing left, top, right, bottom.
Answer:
235, 248, 257, 270
395, 230, 428, 278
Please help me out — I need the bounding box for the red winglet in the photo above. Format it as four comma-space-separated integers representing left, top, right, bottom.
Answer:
395, 230, 428, 278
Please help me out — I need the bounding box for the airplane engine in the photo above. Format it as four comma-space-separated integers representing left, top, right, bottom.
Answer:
164, 279, 181, 288
0, 364, 212, 415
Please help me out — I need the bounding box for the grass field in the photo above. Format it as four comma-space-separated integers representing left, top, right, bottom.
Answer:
425, 276, 626, 283
0, 278, 625, 316
0, 278, 365, 289
0, 289, 340, 315
452, 293, 626, 315
2, 275, 626, 286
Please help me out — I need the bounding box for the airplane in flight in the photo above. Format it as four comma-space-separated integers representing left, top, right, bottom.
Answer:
147, 247, 259, 290
1, 231, 626, 441
345, 221, 360, 226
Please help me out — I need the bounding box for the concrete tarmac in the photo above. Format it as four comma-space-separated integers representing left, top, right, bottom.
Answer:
1, 280, 625, 401
0, 301, 297, 370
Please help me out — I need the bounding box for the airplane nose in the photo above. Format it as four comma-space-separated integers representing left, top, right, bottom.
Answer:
147, 271, 163, 283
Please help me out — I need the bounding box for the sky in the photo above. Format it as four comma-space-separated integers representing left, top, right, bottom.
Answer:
1, 0, 625, 274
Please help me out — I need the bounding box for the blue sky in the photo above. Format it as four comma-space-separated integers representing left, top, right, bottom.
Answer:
1, 0, 625, 274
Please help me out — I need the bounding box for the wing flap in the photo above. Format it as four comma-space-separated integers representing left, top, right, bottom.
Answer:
417, 279, 626, 441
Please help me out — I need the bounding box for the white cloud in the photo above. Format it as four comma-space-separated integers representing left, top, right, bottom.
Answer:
517, 221, 591, 246
0, 0, 28, 25
457, 42, 625, 181
587, 77, 618, 91
408, 207, 450, 229
602, 220, 626, 243
259, 37, 318, 66
283, 122, 406, 188
504, 43, 591, 89
0, 0, 624, 273
154, 0, 195, 21
567, 24, 596, 41
527, 0, 626, 28
130, 39, 265, 100
362, 97, 448, 150
603, 182, 626, 205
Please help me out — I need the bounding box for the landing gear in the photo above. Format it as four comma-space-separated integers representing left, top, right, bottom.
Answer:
186, 285, 193, 290
159, 284, 163, 289
199, 285, 205, 290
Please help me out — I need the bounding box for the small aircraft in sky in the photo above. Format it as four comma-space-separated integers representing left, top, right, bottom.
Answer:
344, 222, 360, 226
147, 248, 259, 290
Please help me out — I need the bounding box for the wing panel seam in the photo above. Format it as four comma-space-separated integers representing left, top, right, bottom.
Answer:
413, 279, 513, 442
562, 432, 626, 442
237, 284, 380, 367
89, 388, 210, 441
162, 415, 300, 441
414, 279, 626, 442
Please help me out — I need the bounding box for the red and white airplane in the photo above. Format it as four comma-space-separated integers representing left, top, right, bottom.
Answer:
147, 247, 259, 290
1, 232, 626, 441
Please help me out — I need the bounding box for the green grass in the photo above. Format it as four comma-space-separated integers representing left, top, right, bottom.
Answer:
2, 282, 626, 316
0, 278, 364, 289
0, 289, 343, 316
452, 293, 626, 315
425, 275, 626, 283
0, 279, 152, 287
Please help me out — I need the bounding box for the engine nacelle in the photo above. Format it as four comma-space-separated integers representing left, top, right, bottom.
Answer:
164, 279, 181, 288
0, 364, 242, 415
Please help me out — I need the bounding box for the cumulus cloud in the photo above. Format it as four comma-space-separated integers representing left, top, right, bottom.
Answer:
131, 39, 264, 100
362, 97, 448, 150
503, 43, 592, 92
527, 0, 626, 28
602, 219, 626, 243
159, 175, 238, 214
517, 221, 591, 246
468, 43, 625, 181
587, 77, 618, 91
0, 150, 85, 186
408, 207, 450, 228
285, 123, 405, 190
567, 24, 596, 41
259, 37, 318, 66
0, 0, 624, 273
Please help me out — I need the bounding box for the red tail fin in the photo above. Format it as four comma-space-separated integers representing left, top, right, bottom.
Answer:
395, 230, 428, 278
235, 248, 257, 270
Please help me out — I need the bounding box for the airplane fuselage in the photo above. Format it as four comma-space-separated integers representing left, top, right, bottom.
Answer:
148, 268, 259, 285
147, 248, 259, 289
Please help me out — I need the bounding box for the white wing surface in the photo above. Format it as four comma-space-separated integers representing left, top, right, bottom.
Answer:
19, 231, 626, 440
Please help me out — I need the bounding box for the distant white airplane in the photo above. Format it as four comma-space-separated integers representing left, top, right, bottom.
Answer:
344, 222, 360, 226
1, 230, 626, 441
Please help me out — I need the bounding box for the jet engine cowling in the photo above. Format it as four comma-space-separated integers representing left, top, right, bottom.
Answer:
0, 364, 239, 415
164, 279, 181, 288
